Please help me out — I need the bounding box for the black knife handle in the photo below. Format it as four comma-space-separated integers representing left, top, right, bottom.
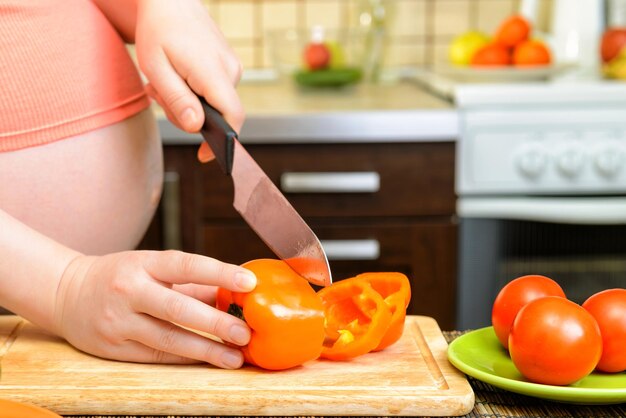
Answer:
198, 96, 237, 175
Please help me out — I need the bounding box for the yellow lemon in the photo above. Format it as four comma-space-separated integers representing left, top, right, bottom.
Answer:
326, 40, 346, 69
603, 58, 626, 80
603, 46, 626, 80
449, 31, 490, 66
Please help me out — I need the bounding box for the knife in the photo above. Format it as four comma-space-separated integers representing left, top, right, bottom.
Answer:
198, 96, 332, 287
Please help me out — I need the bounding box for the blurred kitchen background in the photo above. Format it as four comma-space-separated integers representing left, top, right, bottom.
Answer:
138, 0, 626, 331
197, 0, 523, 72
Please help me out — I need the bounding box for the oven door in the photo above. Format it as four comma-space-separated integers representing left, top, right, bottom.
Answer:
457, 196, 626, 329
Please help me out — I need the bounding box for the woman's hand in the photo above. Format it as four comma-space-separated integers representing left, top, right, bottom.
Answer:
134, 0, 244, 162
53, 251, 256, 369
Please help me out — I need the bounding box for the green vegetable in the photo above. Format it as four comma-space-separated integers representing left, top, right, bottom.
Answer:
294, 67, 362, 87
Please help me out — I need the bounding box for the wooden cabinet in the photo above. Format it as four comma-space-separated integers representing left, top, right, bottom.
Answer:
139, 142, 458, 329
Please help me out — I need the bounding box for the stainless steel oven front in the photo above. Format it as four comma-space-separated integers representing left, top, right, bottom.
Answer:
455, 82, 626, 329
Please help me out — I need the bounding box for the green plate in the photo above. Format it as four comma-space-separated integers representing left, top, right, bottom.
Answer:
447, 327, 626, 405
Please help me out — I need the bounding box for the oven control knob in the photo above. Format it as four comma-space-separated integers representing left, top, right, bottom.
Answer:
594, 146, 623, 177
556, 145, 584, 178
516, 143, 546, 178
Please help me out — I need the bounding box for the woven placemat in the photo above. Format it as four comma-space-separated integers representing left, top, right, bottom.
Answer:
64, 331, 626, 418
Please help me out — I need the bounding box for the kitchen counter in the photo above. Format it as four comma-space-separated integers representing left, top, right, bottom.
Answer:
156, 80, 458, 144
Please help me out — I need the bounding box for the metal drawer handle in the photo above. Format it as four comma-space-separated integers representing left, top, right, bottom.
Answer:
162, 171, 182, 250
280, 172, 380, 193
320, 239, 380, 261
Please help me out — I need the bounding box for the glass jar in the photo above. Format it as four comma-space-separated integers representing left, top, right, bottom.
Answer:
353, 0, 394, 82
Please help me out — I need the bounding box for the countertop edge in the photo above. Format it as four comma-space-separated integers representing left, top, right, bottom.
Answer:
158, 109, 459, 144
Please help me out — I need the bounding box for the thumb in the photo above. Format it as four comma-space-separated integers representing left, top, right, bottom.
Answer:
197, 142, 216, 163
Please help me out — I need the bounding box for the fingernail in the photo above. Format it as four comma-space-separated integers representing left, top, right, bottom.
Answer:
221, 350, 243, 369
198, 149, 211, 163
229, 324, 250, 345
235, 271, 256, 291
180, 107, 197, 127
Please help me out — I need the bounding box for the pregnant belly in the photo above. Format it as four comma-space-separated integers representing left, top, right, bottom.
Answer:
0, 109, 163, 255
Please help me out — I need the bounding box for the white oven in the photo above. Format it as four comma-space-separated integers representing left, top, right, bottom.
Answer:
455, 81, 626, 329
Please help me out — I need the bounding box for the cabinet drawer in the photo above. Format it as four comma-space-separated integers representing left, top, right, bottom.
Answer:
201, 219, 457, 329
201, 142, 455, 219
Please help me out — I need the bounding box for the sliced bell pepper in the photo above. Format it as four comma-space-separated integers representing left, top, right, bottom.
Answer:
216, 259, 325, 370
317, 277, 392, 361
355, 272, 411, 351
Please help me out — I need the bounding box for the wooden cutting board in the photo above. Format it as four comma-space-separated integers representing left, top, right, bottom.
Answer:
0, 315, 474, 416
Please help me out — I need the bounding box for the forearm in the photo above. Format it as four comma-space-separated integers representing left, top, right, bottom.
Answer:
0, 210, 81, 333
91, 0, 140, 43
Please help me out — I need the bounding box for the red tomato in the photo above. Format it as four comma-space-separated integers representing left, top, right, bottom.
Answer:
509, 296, 602, 386
470, 43, 511, 67
494, 15, 531, 48
491, 275, 566, 349
513, 40, 552, 66
304, 43, 330, 70
582, 288, 626, 373
600, 28, 626, 63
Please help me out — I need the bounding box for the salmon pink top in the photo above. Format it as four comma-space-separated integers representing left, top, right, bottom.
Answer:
0, 0, 150, 152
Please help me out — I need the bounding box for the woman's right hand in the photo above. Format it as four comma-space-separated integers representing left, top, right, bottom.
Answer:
52, 250, 256, 369
134, 0, 244, 164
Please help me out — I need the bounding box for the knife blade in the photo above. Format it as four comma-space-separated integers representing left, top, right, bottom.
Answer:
198, 97, 332, 287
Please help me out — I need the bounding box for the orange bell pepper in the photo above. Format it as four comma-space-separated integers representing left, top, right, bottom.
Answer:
317, 277, 392, 360
216, 259, 325, 370
355, 272, 411, 351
